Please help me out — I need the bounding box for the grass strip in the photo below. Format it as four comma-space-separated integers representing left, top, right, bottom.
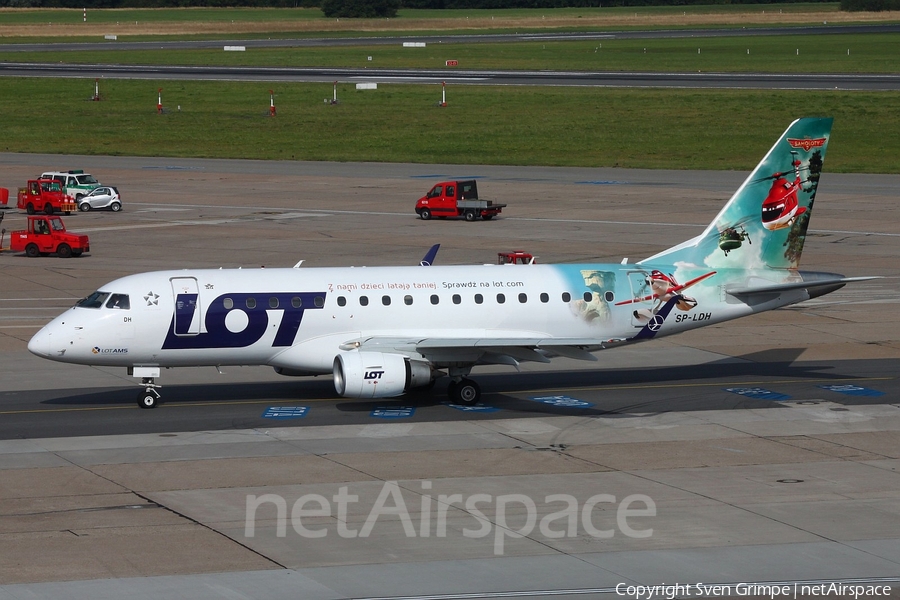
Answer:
0, 78, 896, 172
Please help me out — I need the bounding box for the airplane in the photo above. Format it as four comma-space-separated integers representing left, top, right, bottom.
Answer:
27, 118, 876, 409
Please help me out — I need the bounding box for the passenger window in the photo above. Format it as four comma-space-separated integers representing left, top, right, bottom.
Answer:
583, 292, 592, 302
540, 293, 549, 303
291, 297, 302, 308
360, 296, 369, 306
518, 293, 527, 303
452, 294, 461, 305
106, 294, 130, 310
404, 295, 413, 306
246, 297, 257, 309
224, 298, 234, 309
497, 293, 506, 304
474, 294, 483, 305
446, 186, 455, 198
338, 296, 347, 307
562, 292, 571, 302
430, 295, 439, 305
605, 291, 615, 302
315, 296, 325, 308
269, 297, 279, 309
382, 295, 391, 306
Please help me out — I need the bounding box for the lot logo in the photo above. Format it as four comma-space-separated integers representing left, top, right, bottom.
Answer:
364, 370, 384, 380
162, 292, 326, 350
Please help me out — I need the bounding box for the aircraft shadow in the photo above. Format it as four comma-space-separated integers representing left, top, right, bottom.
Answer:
38, 353, 895, 418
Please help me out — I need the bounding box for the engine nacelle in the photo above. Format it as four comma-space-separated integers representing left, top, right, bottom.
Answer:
333, 351, 432, 398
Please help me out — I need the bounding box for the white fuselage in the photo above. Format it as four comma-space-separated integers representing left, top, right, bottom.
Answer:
27, 262, 804, 375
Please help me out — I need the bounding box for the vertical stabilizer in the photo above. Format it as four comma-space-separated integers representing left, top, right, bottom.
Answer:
642, 117, 833, 271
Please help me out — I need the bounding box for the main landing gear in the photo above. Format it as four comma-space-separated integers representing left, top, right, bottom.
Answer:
447, 377, 481, 406
137, 377, 161, 409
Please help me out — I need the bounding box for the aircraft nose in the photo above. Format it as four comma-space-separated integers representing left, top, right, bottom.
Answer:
28, 326, 51, 358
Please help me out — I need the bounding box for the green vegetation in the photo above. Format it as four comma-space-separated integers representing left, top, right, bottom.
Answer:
0, 77, 896, 172
0, 4, 841, 27
1, 4, 896, 171
6, 33, 897, 73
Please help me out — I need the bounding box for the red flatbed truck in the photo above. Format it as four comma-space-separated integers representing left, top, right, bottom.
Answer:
10, 215, 90, 258
17, 179, 77, 215
415, 180, 505, 221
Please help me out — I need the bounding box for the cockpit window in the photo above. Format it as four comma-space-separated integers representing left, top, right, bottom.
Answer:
106, 294, 130, 310
77, 291, 109, 309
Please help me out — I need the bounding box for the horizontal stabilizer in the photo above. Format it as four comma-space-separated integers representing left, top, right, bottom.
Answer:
727, 276, 879, 299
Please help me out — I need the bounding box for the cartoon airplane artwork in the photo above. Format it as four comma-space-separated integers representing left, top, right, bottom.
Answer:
759, 153, 809, 231
719, 225, 751, 256
615, 270, 716, 324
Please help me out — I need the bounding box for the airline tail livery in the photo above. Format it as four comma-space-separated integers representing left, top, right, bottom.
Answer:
28, 118, 873, 408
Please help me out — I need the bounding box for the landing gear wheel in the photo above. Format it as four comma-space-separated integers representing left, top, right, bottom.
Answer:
420, 208, 432, 220
454, 378, 481, 406
464, 210, 477, 222
138, 388, 160, 409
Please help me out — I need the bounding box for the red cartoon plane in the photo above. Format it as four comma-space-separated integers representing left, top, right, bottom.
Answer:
615, 270, 716, 323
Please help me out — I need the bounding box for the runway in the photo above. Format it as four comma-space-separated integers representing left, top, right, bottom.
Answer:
3, 62, 900, 90
2, 24, 899, 90
0, 156, 898, 597
2, 24, 899, 53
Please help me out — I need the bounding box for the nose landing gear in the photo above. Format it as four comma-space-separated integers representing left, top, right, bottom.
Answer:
137, 377, 161, 409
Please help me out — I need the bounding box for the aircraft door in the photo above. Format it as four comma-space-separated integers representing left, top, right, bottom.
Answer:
171, 277, 201, 336
626, 270, 655, 327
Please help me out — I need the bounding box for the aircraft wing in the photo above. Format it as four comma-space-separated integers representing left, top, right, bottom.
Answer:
342, 336, 605, 365
727, 276, 879, 301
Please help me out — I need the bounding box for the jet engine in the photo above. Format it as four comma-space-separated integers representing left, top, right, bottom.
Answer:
333, 351, 433, 398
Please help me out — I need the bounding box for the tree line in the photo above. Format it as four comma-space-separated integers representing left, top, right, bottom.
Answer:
4, 0, 889, 19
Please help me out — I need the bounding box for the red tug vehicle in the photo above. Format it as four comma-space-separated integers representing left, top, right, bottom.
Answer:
10, 215, 90, 258
17, 179, 77, 215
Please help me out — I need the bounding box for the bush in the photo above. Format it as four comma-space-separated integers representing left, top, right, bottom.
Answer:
841, 0, 900, 9
321, 0, 399, 16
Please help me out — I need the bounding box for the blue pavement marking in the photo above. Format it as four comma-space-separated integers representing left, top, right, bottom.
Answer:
443, 402, 501, 413
531, 395, 595, 408
724, 387, 790, 401
574, 180, 626, 185
262, 406, 309, 419
371, 406, 416, 419
819, 384, 885, 397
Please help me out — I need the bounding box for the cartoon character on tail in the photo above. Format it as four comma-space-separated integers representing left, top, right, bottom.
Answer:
616, 270, 716, 324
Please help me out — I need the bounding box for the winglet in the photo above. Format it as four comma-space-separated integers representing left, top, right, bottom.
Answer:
420, 244, 440, 266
